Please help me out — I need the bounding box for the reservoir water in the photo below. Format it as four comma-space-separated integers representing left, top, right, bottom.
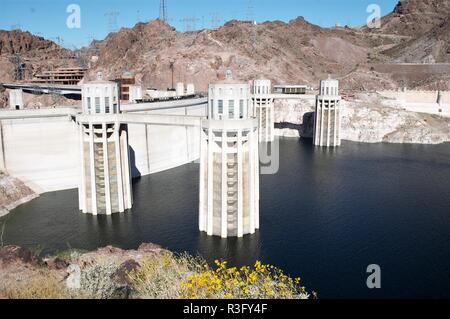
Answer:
1, 139, 450, 299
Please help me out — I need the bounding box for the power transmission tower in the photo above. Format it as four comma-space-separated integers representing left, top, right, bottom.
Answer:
180, 17, 200, 32
51, 36, 64, 47
246, 0, 257, 53
246, 0, 254, 22
9, 54, 26, 81
10, 23, 21, 31
105, 11, 120, 33
210, 13, 222, 29
159, 0, 168, 22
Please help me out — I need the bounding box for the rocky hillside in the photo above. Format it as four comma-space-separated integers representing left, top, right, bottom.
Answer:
274, 95, 450, 144
83, 0, 449, 92
0, 30, 75, 83
363, 0, 450, 64
0, 173, 38, 217
0, 29, 79, 108
0, 244, 312, 299
373, 0, 450, 37
86, 18, 380, 92
382, 18, 450, 63
0, 0, 448, 98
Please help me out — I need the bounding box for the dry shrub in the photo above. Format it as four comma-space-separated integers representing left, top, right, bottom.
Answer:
2, 274, 76, 299
127, 252, 206, 299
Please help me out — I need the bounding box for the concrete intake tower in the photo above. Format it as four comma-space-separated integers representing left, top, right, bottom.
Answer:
252, 79, 275, 142
199, 71, 260, 238
313, 77, 342, 147
78, 75, 133, 215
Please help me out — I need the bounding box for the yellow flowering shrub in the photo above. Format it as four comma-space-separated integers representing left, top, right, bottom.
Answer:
127, 252, 207, 299
180, 260, 311, 299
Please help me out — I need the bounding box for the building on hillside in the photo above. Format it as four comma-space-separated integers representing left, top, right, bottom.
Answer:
31, 67, 86, 85
114, 71, 136, 101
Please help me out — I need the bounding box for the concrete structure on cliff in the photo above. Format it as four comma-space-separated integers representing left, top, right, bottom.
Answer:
199, 71, 260, 238
78, 75, 133, 215
252, 79, 275, 142
313, 77, 341, 147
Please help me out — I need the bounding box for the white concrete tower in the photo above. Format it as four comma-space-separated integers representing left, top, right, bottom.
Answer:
78, 74, 133, 215
9, 89, 24, 110
313, 77, 342, 147
199, 71, 260, 238
252, 79, 275, 142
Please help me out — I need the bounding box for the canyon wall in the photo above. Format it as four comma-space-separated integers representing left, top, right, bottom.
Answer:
274, 97, 450, 145
0, 173, 38, 217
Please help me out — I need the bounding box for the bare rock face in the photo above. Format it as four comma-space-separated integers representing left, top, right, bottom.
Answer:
0, 29, 78, 107
274, 97, 450, 145
76, 243, 166, 269
86, 18, 376, 92
112, 260, 141, 287
84, 0, 450, 94
0, 245, 38, 266
376, 0, 450, 37
0, 173, 38, 217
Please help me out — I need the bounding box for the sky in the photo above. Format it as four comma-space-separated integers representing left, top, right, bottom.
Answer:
0, 0, 399, 49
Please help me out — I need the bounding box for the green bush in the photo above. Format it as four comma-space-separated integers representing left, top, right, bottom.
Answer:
80, 263, 121, 299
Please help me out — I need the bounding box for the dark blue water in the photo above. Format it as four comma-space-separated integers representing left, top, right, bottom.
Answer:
1, 139, 450, 299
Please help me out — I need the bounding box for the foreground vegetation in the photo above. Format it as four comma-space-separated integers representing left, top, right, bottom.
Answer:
0, 245, 314, 299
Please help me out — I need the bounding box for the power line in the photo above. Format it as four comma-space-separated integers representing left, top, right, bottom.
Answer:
246, 0, 257, 53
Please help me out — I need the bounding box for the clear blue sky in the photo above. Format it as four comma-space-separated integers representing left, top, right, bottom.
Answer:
0, 0, 399, 49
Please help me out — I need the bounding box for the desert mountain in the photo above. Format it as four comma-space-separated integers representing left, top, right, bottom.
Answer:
0, 29, 76, 83
1, 0, 449, 97
85, 0, 449, 92
375, 0, 450, 37
0, 30, 80, 107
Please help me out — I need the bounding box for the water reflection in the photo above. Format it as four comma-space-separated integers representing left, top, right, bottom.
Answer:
196, 232, 261, 266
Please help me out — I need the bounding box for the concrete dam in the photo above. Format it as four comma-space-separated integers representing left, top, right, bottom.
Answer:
0, 98, 207, 194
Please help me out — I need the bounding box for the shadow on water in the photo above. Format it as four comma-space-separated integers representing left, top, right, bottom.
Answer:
196, 232, 261, 267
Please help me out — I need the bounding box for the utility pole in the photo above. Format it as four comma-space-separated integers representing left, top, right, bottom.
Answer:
169, 60, 175, 90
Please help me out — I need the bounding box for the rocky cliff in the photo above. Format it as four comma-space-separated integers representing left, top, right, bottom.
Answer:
0, 173, 38, 217
274, 96, 450, 145
0, 30, 79, 108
